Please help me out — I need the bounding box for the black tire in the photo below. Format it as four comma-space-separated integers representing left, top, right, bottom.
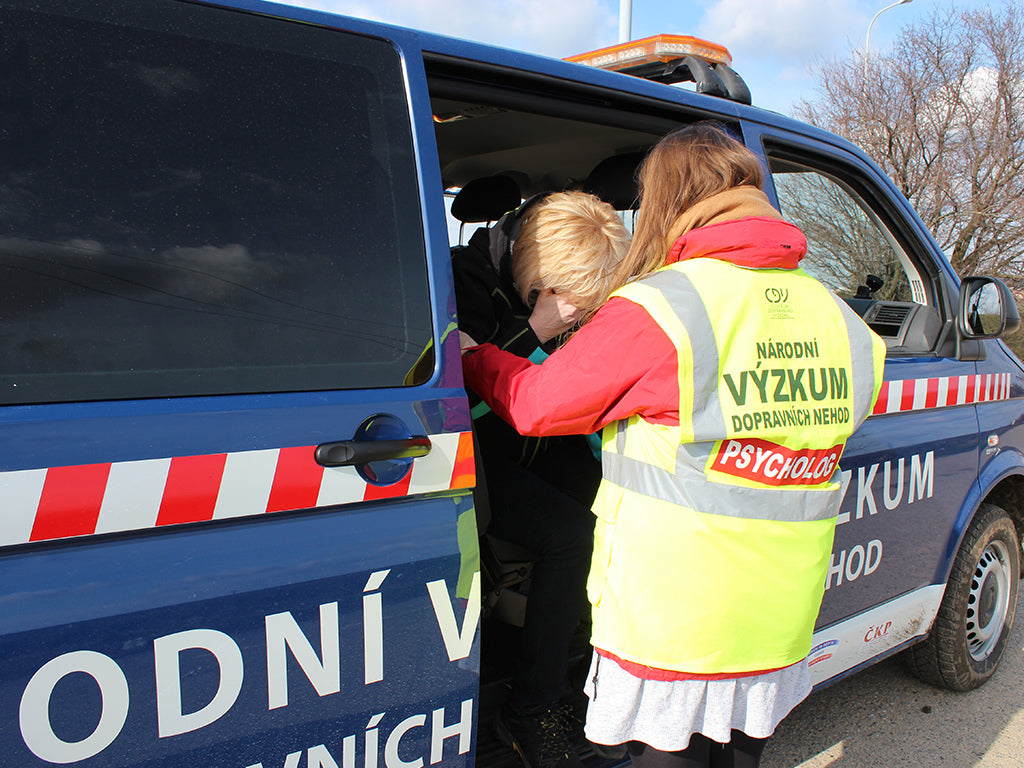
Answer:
905, 503, 1020, 691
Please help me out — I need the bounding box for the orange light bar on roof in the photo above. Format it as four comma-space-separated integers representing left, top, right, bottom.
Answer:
566, 34, 732, 71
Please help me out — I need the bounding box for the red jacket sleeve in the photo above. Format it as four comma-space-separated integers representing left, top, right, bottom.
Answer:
462, 296, 680, 436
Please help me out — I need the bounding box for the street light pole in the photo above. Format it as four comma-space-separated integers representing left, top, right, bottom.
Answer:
619, 0, 632, 43
864, 0, 913, 82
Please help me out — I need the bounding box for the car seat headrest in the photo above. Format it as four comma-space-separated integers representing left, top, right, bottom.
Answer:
451, 175, 522, 223
584, 152, 645, 211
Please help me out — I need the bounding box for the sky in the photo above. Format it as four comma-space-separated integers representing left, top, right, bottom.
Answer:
271, 0, 1002, 115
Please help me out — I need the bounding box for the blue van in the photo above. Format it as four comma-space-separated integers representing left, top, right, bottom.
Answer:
0, 1, 1019, 766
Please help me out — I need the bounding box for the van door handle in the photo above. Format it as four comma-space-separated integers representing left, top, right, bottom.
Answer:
314, 437, 432, 467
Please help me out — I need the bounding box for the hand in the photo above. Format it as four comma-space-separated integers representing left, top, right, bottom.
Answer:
528, 289, 581, 344
458, 330, 479, 354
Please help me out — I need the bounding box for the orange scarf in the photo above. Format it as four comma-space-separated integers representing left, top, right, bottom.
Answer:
662, 185, 784, 254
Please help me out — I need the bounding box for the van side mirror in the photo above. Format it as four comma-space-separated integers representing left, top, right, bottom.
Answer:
958, 276, 1020, 339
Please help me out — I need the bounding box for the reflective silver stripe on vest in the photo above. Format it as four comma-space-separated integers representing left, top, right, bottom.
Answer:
601, 265, 875, 524
605, 422, 840, 522
643, 269, 725, 437
836, 298, 881, 423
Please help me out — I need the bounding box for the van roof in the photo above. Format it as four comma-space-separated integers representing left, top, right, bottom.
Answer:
218, 0, 872, 172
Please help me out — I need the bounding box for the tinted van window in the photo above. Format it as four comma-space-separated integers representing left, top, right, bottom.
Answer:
0, 0, 431, 404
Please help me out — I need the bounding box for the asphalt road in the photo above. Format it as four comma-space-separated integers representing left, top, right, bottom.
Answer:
760, 594, 1024, 768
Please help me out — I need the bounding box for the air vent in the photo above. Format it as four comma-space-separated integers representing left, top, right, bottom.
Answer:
873, 305, 911, 324
869, 303, 912, 338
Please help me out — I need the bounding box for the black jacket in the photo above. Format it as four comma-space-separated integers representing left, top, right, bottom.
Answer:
452, 227, 599, 507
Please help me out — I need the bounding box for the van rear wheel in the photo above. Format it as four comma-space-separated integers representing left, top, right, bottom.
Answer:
905, 503, 1020, 691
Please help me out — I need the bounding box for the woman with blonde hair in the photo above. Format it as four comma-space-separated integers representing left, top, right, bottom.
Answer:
463, 123, 885, 768
511, 190, 631, 329
453, 188, 629, 768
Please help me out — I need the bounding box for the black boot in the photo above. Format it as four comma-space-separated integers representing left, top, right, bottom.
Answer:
495, 705, 585, 768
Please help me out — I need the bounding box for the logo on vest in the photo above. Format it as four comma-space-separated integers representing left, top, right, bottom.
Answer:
711, 438, 842, 486
763, 286, 795, 319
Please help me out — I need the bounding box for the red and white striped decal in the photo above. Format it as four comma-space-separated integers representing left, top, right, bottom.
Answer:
871, 373, 1013, 416
0, 432, 475, 547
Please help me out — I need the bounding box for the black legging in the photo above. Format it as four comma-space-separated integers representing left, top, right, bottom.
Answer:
627, 731, 768, 768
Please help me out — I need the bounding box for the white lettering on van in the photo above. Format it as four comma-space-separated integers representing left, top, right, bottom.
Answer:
20, 651, 129, 764
365, 713, 385, 768
909, 452, 934, 502
883, 458, 904, 509
266, 602, 341, 710
825, 539, 883, 590
363, 570, 390, 684
385, 714, 426, 768
430, 698, 473, 764
857, 464, 879, 518
244, 701, 473, 768
836, 451, 935, 525
19, 570, 479, 763
155, 628, 244, 737
426, 571, 480, 662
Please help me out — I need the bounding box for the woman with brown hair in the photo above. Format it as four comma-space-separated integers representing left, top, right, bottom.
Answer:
462, 122, 885, 768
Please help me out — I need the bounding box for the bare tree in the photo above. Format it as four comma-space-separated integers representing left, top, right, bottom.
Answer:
797, 2, 1024, 281
774, 168, 914, 302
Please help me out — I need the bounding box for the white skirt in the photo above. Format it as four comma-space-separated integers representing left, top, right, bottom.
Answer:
583, 653, 812, 751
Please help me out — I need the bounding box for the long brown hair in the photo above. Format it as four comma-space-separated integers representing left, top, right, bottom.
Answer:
616, 122, 765, 285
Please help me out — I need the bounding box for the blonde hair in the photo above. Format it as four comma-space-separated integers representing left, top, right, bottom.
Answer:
511, 190, 630, 323
616, 122, 765, 285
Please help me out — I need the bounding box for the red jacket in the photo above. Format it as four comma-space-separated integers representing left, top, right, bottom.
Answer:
462, 216, 807, 437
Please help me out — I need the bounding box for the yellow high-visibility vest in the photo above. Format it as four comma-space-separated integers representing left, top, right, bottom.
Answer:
588, 257, 885, 674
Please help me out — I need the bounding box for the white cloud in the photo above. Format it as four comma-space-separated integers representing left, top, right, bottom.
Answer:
698, 0, 863, 65
964, 66, 999, 104
161, 244, 280, 299
287, 0, 618, 58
